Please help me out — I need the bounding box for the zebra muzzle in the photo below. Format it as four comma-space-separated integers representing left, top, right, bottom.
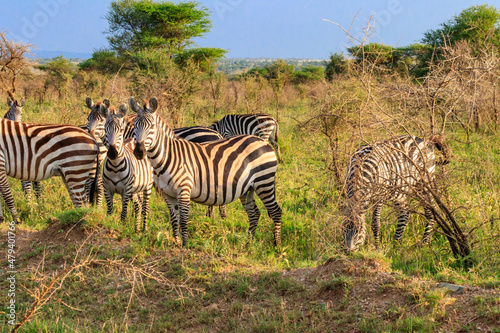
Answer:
134, 141, 146, 160
107, 145, 119, 160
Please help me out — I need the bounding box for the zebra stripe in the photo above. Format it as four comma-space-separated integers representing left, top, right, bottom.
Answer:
102, 103, 153, 232
173, 126, 227, 219
209, 114, 281, 162
343, 135, 442, 252
4, 97, 41, 201
0, 118, 99, 222
131, 97, 282, 247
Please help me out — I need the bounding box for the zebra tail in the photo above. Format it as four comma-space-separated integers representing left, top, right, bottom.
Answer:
275, 121, 279, 144
431, 135, 451, 165
89, 151, 100, 205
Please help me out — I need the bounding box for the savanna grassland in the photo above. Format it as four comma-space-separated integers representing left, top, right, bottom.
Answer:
0, 45, 500, 332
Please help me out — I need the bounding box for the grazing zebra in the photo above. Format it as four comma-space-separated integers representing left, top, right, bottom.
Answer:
101, 102, 153, 232
342, 135, 449, 252
131, 97, 282, 247
209, 114, 282, 162
173, 126, 227, 219
4, 97, 41, 200
0, 118, 99, 222
85, 97, 135, 206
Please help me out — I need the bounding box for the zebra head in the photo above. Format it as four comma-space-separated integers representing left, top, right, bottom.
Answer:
342, 205, 367, 253
130, 97, 158, 160
86, 97, 109, 141
103, 103, 128, 160
5, 96, 25, 122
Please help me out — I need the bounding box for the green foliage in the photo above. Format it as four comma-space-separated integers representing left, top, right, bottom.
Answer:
174, 47, 227, 72
129, 48, 201, 127
106, 0, 212, 56
325, 52, 348, 80
78, 49, 127, 74
422, 4, 500, 50
39, 55, 74, 97
294, 65, 325, 83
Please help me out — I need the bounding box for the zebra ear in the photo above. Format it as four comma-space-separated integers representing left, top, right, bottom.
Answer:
118, 103, 128, 118
103, 98, 110, 108
100, 102, 110, 118
129, 97, 142, 113
148, 97, 158, 113
85, 97, 94, 109
18, 98, 25, 107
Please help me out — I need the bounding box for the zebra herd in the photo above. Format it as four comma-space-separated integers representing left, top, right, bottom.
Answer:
1, 95, 450, 250
1, 96, 282, 247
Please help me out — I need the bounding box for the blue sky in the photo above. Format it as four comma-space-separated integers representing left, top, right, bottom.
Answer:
0, 0, 497, 59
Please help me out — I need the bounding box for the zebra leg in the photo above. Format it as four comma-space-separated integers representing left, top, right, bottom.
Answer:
95, 173, 104, 207
206, 205, 214, 218
60, 172, 87, 208
132, 194, 141, 233
0, 170, 19, 223
422, 205, 435, 243
33, 181, 41, 201
141, 187, 152, 232
120, 190, 132, 223
21, 180, 32, 200
219, 205, 227, 219
178, 190, 192, 247
164, 195, 181, 245
371, 203, 382, 249
255, 185, 282, 247
104, 186, 113, 216
240, 188, 261, 240
393, 202, 410, 243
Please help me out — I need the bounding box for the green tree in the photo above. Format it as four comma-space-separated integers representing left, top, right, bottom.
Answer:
40, 56, 74, 98
174, 47, 227, 72
294, 65, 325, 83
422, 4, 500, 51
325, 53, 347, 80
78, 49, 127, 74
106, 0, 211, 55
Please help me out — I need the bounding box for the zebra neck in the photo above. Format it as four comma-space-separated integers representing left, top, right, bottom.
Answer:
147, 113, 175, 166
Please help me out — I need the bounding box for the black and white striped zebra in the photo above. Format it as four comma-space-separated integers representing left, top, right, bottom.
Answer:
342, 135, 449, 252
0, 118, 99, 222
4, 97, 41, 201
209, 114, 282, 162
131, 97, 282, 247
85, 97, 135, 206
101, 103, 153, 232
173, 126, 227, 219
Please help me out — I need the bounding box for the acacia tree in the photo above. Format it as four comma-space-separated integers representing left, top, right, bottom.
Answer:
104, 0, 225, 70
0, 32, 31, 100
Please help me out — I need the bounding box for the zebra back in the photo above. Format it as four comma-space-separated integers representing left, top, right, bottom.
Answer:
173, 126, 222, 143
209, 114, 278, 141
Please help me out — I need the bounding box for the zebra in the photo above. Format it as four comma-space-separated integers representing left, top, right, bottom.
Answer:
85, 97, 135, 206
131, 97, 282, 247
342, 135, 449, 253
0, 118, 99, 222
209, 114, 282, 162
4, 97, 41, 200
173, 125, 227, 219
101, 102, 153, 232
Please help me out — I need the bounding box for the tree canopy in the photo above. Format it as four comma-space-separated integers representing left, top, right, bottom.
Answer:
106, 0, 212, 55
422, 4, 500, 50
